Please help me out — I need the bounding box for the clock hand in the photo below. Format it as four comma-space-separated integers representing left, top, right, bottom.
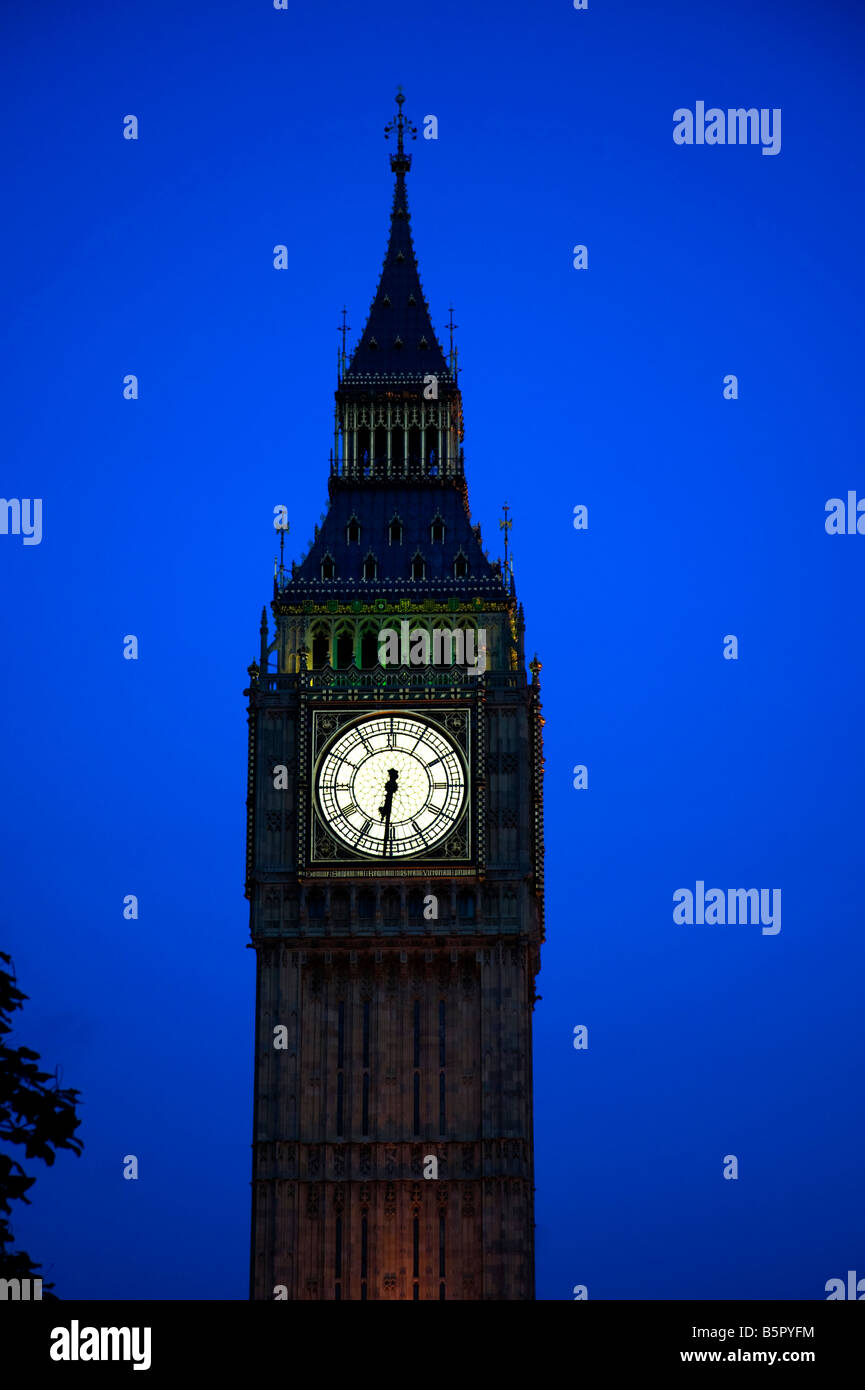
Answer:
378, 768, 399, 856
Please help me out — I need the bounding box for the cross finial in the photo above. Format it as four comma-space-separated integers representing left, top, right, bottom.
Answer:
276, 518, 289, 589
447, 304, 459, 368
384, 87, 417, 171
337, 306, 351, 377
499, 501, 513, 572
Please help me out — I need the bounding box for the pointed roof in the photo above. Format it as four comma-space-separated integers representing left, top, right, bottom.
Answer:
343, 92, 453, 387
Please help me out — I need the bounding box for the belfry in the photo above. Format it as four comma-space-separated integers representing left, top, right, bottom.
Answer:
246, 92, 545, 1300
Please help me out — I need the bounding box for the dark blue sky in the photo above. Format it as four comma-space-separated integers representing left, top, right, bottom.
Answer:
2, 0, 863, 1299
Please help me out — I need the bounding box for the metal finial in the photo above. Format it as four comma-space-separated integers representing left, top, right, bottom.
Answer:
337, 306, 351, 377
384, 87, 417, 170
447, 304, 459, 370
499, 501, 513, 573
276, 519, 289, 589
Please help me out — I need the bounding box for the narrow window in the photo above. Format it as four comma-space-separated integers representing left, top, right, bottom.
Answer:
361, 1215, 368, 1281
413, 1215, 419, 1279
458, 890, 475, 920
413, 1000, 421, 1135
337, 1001, 345, 1134
389, 518, 403, 545
312, 633, 329, 668
439, 1000, 446, 1134
347, 519, 360, 544
336, 633, 353, 668
361, 631, 379, 667
321, 557, 335, 580
454, 554, 468, 578
363, 1002, 370, 1067
431, 518, 445, 543
439, 1211, 446, 1279
362, 1072, 369, 1136
335, 1214, 342, 1280
363, 555, 377, 580
412, 554, 425, 580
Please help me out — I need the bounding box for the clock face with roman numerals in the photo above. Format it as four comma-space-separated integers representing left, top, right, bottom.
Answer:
316, 713, 466, 859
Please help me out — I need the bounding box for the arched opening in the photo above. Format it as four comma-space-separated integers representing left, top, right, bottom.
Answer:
336, 632, 354, 668
454, 553, 468, 578
457, 890, 475, 921
392, 426, 404, 470
431, 517, 445, 543
361, 630, 379, 668
382, 890, 401, 925
408, 425, 421, 468
411, 554, 425, 581
389, 518, 403, 545
347, 518, 360, 544
358, 890, 375, 921
363, 554, 378, 580
321, 556, 335, 580
374, 426, 387, 466
312, 632, 330, 668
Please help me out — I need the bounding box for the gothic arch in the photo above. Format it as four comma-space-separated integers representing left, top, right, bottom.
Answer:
310, 621, 331, 669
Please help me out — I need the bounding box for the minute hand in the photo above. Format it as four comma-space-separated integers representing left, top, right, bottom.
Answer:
378, 768, 399, 857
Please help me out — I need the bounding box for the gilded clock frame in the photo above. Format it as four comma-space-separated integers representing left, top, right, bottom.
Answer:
308, 707, 472, 868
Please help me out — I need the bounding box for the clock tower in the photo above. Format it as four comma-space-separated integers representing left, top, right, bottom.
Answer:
246, 93, 545, 1300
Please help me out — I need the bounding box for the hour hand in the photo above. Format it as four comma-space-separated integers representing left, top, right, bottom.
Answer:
378, 768, 399, 821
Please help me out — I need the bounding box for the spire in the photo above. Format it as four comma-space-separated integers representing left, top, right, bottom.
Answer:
343, 90, 451, 386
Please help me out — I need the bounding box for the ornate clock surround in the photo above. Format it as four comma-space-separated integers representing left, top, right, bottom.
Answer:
307, 704, 474, 869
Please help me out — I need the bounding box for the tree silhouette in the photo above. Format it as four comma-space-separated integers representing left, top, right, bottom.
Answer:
0, 951, 83, 1294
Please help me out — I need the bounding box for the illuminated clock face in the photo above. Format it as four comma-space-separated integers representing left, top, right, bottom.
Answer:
316, 714, 466, 858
